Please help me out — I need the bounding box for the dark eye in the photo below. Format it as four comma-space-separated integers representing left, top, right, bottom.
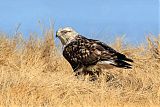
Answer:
61, 30, 71, 34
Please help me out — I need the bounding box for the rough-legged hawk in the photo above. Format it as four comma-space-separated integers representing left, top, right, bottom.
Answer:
56, 27, 133, 74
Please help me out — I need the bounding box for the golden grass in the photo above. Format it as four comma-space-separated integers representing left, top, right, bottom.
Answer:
0, 29, 160, 107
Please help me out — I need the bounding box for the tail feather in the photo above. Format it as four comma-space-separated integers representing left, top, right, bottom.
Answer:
116, 53, 133, 62
98, 59, 132, 69
99, 53, 133, 69
123, 57, 133, 62
112, 59, 132, 69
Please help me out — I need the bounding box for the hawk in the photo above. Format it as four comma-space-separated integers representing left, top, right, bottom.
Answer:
56, 27, 133, 74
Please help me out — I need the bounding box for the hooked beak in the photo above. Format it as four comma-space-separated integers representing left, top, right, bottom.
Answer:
56, 31, 58, 38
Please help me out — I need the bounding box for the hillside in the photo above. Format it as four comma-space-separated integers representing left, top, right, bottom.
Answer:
0, 29, 160, 107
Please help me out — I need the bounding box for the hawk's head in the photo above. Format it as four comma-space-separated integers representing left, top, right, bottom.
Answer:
56, 27, 78, 45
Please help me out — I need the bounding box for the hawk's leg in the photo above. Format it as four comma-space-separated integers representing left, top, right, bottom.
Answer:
74, 66, 88, 80
74, 64, 116, 82
74, 66, 84, 76
74, 65, 102, 81
83, 65, 102, 81
83, 65, 101, 76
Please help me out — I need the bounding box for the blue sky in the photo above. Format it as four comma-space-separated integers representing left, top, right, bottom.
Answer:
0, 0, 159, 43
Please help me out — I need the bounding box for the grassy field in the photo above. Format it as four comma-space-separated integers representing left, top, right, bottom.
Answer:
0, 29, 160, 107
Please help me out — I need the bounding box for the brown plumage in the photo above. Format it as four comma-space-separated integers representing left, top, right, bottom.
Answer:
56, 27, 133, 73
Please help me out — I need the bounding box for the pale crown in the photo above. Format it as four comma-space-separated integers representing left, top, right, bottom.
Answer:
56, 27, 78, 45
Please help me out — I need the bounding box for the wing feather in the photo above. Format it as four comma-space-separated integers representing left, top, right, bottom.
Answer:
88, 39, 133, 62
63, 35, 133, 71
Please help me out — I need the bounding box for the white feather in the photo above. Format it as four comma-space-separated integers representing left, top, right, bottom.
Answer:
97, 61, 115, 65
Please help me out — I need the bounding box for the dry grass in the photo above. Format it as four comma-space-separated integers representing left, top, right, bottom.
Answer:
0, 29, 160, 107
